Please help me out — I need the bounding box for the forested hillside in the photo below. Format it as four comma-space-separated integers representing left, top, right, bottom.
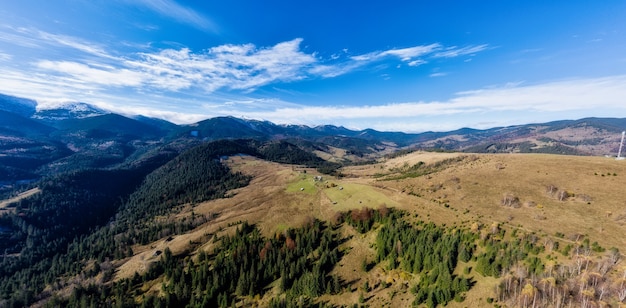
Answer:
36, 204, 623, 308
0, 168, 153, 306
0, 140, 256, 306
0, 138, 349, 307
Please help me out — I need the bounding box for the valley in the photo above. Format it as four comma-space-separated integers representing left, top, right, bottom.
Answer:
2, 93, 626, 307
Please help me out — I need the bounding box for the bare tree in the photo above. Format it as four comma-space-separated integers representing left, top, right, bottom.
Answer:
608, 247, 621, 265
546, 184, 558, 197
543, 238, 555, 252
502, 193, 520, 207
557, 190, 570, 202
575, 254, 585, 275
618, 286, 626, 302
597, 282, 607, 302
588, 272, 602, 288
490, 222, 500, 234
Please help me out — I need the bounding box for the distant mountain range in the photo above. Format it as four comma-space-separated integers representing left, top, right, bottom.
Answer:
1, 92, 625, 183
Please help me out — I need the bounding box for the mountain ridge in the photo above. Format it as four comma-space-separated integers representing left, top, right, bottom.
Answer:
2, 92, 626, 183
4, 92, 626, 142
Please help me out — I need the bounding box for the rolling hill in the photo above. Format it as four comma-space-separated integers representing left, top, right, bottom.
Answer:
3, 147, 624, 307
2, 92, 626, 306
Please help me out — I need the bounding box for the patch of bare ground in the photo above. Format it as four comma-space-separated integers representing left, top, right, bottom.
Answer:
0, 187, 40, 214
385, 151, 464, 168
322, 225, 375, 306
343, 151, 464, 178
320, 224, 415, 307
313, 145, 355, 163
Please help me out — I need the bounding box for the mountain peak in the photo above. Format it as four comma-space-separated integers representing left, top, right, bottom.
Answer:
34, 101, 109, 121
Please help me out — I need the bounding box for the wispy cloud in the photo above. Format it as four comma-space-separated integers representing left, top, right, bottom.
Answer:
0, 26, 43, 48
381, 44, 441, 60
0, 26, 115, 59
0, 51, 11, 61
129, 0, 217, 32
36, 31, 114, 59
36, 60, 145, 87
11, 37, 318, 95
350, 44, 440, 62
345, 43, 487, 71
312, 43, 484, 77
434, 44, 490, 58
429, 72, 447, 77
408, 59, 427, 67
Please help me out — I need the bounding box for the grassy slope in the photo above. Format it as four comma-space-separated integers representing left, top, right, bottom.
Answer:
113, 152, 626, 306
376, 153, 626, 250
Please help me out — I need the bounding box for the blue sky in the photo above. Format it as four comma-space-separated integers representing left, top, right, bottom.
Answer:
1, 1, 626, 132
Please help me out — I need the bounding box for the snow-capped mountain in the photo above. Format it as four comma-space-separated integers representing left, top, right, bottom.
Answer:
33, 102, 109, 122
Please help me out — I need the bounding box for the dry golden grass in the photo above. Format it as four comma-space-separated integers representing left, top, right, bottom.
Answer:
373, 153, 626, 250
383, 151, 464, 169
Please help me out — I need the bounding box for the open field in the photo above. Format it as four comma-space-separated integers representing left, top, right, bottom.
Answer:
337, 151, 626, 249
374, 152, 626, 250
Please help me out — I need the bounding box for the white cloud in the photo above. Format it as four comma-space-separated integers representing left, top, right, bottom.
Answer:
36, 60, 145, 87
429, 72, 447, 77
356, 43, 487, 63
341, 43, 485, 72
23, 38, 318, 95
380, 44, 441, 61
408, 59, 427, 67
451, 76, 626, 112
350, 43, 440, 63
125, 38, 318, 92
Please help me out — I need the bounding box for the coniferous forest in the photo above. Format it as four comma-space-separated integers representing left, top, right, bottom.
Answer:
0, 139, 344, 306
0, 140, 254, 306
